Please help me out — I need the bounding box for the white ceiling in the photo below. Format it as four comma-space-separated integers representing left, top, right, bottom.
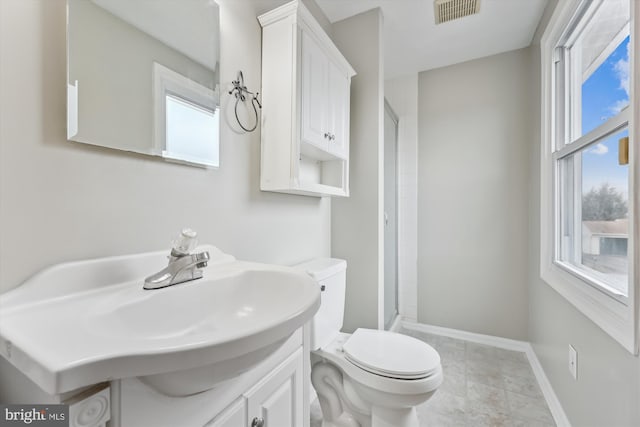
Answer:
315, 0, 548, 78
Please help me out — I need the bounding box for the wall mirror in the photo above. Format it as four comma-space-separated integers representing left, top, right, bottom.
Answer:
67, 0, 220, 168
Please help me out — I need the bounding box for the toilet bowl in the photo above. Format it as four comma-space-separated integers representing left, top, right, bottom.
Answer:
296, 258, 443, 427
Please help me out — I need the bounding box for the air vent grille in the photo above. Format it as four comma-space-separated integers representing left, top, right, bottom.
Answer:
434, 0, 480, 24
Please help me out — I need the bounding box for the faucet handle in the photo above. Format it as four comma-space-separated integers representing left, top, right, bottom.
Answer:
172, 228, 198, 256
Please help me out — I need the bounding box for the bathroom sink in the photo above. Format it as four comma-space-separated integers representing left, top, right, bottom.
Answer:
0, 246, 320, 396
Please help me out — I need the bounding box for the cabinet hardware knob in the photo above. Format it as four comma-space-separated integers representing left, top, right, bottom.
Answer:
324, 132, 330, 139
251, 417, 265, 427
321, 285, 326, 292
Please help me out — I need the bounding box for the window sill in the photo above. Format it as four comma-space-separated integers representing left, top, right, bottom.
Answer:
540, 260, 637, 354
554, 260, 628, 303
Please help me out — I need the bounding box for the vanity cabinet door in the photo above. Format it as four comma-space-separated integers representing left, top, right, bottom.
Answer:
205, 398, 246, 427
301, 31, 328, 152
245, 348, 303, 427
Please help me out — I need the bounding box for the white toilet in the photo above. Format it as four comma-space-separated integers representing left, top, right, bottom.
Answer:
296, 258, 443, 427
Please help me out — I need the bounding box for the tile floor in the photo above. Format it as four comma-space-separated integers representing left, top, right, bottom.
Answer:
311, 328, 555, 427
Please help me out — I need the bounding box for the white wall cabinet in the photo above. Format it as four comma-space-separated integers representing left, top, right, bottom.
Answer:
207, 348, 303, 427
259, 0, 356, 197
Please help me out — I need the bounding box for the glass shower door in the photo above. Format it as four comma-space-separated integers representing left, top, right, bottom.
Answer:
384, 100, 399, 330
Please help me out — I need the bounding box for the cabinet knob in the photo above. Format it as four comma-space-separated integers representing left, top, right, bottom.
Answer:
251, 417, 265, 427
324, 132, 330, 139
330, 134, 336, 141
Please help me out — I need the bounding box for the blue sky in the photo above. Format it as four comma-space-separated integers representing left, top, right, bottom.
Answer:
581, 35, 630, 198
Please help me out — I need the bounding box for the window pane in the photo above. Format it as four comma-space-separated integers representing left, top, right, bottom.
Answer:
558, 128, 629, 296
570, 0, 629, 140
580, 36, 629, 137
165, 94, 219, 167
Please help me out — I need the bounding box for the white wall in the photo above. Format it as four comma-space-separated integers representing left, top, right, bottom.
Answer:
0, 0, 331, 295
331, 8, 385, 332
417, 48, 532, 340
385, 74, 419, 322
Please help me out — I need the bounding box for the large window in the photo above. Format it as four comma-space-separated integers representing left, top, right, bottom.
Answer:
541, 0, 637, 352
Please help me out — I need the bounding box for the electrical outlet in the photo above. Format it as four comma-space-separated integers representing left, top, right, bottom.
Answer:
568, 345, 578, 380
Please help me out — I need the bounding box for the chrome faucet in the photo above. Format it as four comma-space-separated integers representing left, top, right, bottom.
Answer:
144, 229, 210, 290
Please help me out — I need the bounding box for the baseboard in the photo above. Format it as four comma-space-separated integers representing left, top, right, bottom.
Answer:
524, 344, 571, 427
401, 320, 529, 351
400, 319, 570, 427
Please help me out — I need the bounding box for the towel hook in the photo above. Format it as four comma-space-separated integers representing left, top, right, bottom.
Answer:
228, 71, 261, 132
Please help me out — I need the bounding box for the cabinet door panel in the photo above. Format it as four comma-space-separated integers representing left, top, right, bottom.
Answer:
245, 349, 303, 427
205, 398, 246, 427
327, 61, 350, 159
301, 31, 328, 151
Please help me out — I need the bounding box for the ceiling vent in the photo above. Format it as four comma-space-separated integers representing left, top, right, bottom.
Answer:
434, 0, 480, 24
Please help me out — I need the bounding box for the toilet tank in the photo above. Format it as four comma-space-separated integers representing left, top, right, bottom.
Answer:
294, 258, 347, 350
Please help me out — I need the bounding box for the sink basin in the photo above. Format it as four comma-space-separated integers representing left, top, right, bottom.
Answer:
0, 246, 320, 396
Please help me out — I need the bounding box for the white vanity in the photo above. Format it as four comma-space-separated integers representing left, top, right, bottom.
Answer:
0, 245, 319, 427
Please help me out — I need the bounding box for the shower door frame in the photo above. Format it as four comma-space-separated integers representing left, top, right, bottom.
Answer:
383, 99, 399, 331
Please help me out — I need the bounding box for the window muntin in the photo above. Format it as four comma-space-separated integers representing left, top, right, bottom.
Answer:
553, 0, 631, 301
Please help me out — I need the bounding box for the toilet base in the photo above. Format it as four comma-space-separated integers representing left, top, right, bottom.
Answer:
311, 331, 441, 427
312, 361, 427, 427
318, 405, 419, 427
370, 406, 419, 427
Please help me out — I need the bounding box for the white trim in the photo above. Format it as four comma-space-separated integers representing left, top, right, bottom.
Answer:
152, 62, 220, 169
257, 0, 355, 78
632, 0, 640, 352
67, 80, 78, 139
552, 109, 629, 160
400, 320, 571, 427
525, 345, 572, 427
401, 319, 529, 352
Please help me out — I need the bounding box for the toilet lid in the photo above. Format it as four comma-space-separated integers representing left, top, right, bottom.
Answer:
342, 329, 440, 380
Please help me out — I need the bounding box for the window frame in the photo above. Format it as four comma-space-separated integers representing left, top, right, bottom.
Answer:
152, 62, 220, 168
540, 0, 638, 353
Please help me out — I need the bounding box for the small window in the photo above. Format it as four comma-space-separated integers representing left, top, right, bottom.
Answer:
153, 62, 219, 168
165, 94, 220, 167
